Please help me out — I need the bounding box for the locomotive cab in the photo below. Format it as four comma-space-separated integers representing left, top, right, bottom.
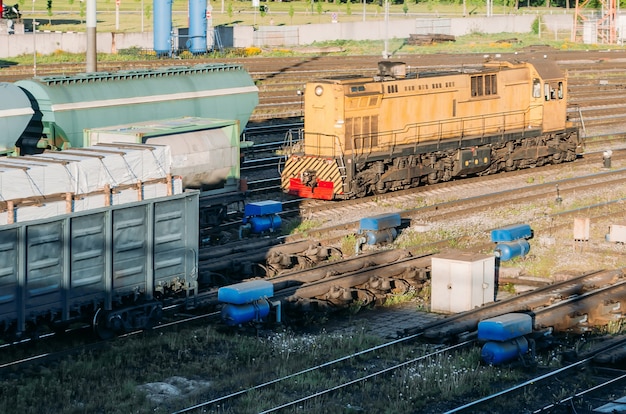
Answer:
528, 59, 568, 133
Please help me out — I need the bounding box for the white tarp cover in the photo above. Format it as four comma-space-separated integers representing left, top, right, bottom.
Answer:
146, 129, 234, 189
0, 158, 73, 200
0, 143, 178, 224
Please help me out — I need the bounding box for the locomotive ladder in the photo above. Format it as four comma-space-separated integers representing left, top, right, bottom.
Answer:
335, 136, 348, 184
337, 156, 348, 182
577, 106, 587, 137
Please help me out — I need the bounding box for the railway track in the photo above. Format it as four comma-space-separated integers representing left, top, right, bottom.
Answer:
444, 341, 626, 413
165, 266, 626, 413
3, 50, 626, 133
0, 247, 420, 376
5, 258, 624, 413
4, 52, 626, 413
197, 140, 626, 296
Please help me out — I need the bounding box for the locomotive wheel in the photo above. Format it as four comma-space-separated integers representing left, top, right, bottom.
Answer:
427, 172, 439, 185
505, 159, 517, 172
353, 187, 367, 198
442, 168, 452, 182
93, 308, 115, 340
374, 183, 388, 194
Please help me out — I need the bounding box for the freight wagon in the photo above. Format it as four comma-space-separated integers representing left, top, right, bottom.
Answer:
0, 63, 263, 339
12, 63, 258, 155
0, 189, 199, 339
1, 63, 259, 228
83, 117, 248, 227
0, 142, 199, 339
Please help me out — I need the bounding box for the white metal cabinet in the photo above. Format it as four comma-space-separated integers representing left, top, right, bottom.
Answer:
431, 251, 495, 313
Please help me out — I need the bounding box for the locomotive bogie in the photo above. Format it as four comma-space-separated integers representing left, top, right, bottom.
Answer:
282, 59, 582, 200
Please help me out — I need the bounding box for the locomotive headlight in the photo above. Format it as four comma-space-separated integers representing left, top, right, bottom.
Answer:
314, 85, 324, 96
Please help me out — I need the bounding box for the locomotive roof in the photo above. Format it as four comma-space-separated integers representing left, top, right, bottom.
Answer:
527, 58, 565, 80
316, 59, 563, 84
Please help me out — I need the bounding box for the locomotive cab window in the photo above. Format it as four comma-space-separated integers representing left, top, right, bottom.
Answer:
471, 74, 497, 97
485, 74, 497, 95
532, 79, 541, 98
544, 83, 551, 101
558, 82, 564, 99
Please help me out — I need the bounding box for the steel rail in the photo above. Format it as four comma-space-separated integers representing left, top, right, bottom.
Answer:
257, 341, 473, 414
443, 358, 593, 414
170, 332, 432, 414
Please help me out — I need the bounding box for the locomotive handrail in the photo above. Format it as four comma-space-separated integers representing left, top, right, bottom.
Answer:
300, 132, 344, 158
299, 105, 545, 161
349, 106, 539, 157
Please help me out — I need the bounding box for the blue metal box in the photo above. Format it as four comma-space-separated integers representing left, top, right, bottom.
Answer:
221, 299, 271, 326
359, 213, 401, 232
362, 228, 398, 245
490, 224, 532, 242
244, 200, 282, 217
247, 215, 282, 234
478, 313, 532, 342
481, 337, 529, 365
218, 279, 274, 305
495, 240, 530, 261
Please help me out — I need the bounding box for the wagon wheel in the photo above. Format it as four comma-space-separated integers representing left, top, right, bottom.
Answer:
50, 321, 70, 335
147, 305, 163, 329
24, 322, 42, 341
92, 308, 115, 340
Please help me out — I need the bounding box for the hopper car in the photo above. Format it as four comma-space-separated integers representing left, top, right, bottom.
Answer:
0, 63, 259, 227
281, 58, 582, 200
8, 63, 258, 155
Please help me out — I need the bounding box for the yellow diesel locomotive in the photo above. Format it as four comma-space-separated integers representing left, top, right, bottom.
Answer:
281, 59, 582, 200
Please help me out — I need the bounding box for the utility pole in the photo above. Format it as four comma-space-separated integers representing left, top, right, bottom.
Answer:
382, 0, 389, 58
86, 0, 96, 72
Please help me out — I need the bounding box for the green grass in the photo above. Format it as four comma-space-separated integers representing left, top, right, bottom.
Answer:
23, 1, 518, 33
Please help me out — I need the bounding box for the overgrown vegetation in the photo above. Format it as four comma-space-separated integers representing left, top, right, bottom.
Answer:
286, 218, 325, 235
0, 324, 526, 413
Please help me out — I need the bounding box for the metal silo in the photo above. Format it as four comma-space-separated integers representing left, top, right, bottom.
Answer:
188, 0, 207, 53
0, 83, 34, 155
153, 0, 173, 55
